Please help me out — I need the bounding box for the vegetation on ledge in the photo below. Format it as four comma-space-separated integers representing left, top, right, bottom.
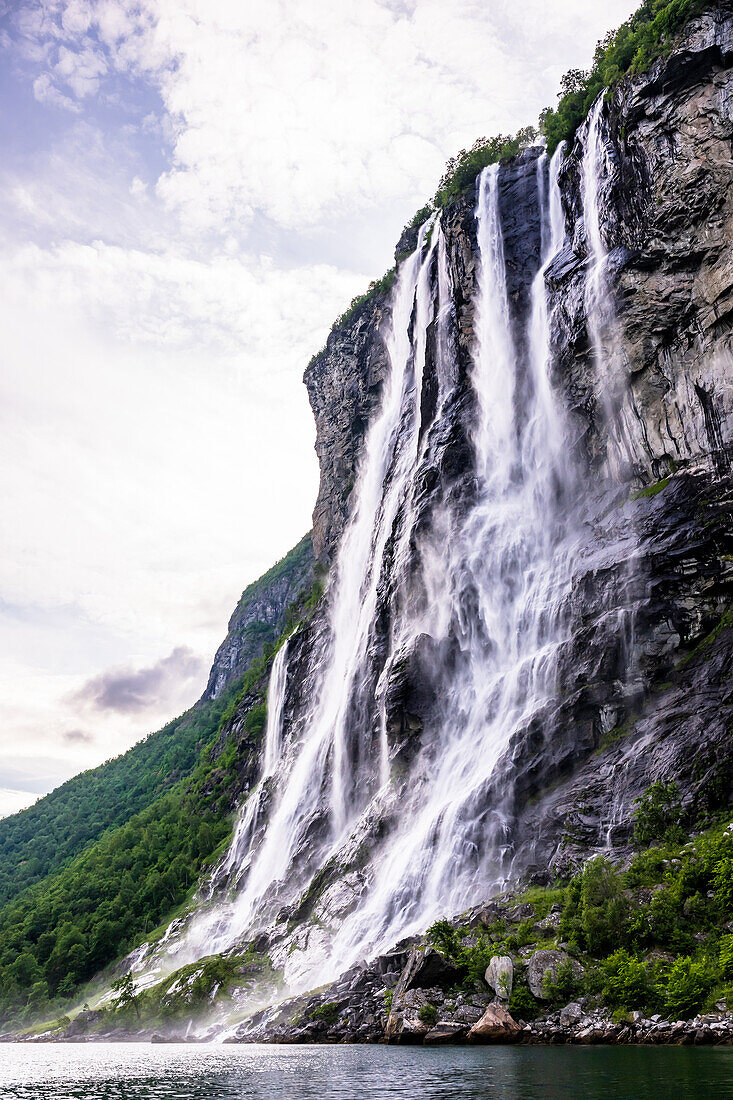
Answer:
433, 128, 538, 208
425, 802, 733, 1023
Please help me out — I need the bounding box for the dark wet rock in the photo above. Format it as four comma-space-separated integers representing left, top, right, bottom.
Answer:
393, 947, 460, 994
423, 1021, 468, 1045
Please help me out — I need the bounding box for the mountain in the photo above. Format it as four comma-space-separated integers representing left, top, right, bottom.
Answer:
1, 0, 732, 1042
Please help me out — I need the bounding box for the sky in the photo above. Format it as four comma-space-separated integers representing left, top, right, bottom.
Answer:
0, 0, 640, 818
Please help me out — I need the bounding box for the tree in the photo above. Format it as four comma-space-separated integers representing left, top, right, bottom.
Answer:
111, 971, 140, 1018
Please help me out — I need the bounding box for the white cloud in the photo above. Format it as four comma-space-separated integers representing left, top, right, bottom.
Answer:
0, 790, 39, 820
55, 41, 108, 97
33, 71, 81, 111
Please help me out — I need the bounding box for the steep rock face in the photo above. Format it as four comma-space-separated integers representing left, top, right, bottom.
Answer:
507, 9, 733, 869
204, 534, 314, 699
552, 7, 733, 477
304, 297, 391, 562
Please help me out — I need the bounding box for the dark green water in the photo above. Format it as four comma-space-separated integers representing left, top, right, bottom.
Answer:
1, 1043, 733, 1099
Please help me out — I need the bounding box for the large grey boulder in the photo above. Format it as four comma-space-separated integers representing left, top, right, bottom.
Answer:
485, 956, 513, 1001
527, 949, 584, 1000
392, 948, 459, 1000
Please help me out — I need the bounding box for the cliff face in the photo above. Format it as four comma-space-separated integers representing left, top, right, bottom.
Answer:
304, 299, 391, 562
299, 8, 733, 881
553, 6, 733, 478
204, 533, 314, 700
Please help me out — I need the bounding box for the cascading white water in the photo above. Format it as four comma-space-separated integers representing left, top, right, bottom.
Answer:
146, 143, 620, 1001
582, 98, 643, 691
526, 144, 567, 480
263, 641, 289, 778
166, 219, 443, 966
307, 154, 581, 977
217, 640, 290, 884
582, 98, 638, 479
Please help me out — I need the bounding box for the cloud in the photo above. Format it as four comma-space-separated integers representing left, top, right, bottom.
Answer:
54, 41, 108, 97
13, 0, 641, 235
0, 789, 39, 819
62, 728, 95, 744
72, 646, 204, 714
33, 71, 81, 111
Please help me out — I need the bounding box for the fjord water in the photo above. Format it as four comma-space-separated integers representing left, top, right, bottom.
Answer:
2, 1044, 732, 1099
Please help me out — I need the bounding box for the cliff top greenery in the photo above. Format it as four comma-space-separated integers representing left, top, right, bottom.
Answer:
433, 127, 539, 208
540, 0, 710, 152
231, 532, 313, 624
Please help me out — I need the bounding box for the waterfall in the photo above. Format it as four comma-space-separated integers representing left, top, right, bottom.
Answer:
149, 145, 597, 997
581, 98, 637, 478
181, 220, 442, 958
526, 144, 566, 482
581, 98, 644, 696
263, 641, 289, 778
314, 156, 580, 977
216, 640, 290, 885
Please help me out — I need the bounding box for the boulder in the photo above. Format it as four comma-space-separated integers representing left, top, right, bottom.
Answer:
423, 1022, 468, 1045
485, 956, 513, 1001
467, 1004, 522, 1044
392, 948, 459, 1001
526, 949, 584, 1000
559, 1001, 584, 1027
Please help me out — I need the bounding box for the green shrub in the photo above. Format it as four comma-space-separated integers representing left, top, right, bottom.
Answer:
418, 1002, 438, 1026
427, 919, 461, 958
719, 935, 733, 980
508, 982, 540, 1021
540, 0, 708, 153
543, 959, 582, 1005
335, 268, 397, 329
561, 857, 630, 954
405, 205, 433, 232
662, 956, 713, 1018
434, 128, 538, 207
242, 703, 267, 740
633, 781, 684, 846
309, 1001, 339, 1025
599, 949, 651, 1010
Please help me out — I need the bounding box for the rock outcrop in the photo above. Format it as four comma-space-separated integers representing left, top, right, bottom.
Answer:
204, 533, 314, 699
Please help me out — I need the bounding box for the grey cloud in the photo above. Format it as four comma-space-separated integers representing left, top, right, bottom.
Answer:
61, 728, 95, 744
72, 647, 204, 715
